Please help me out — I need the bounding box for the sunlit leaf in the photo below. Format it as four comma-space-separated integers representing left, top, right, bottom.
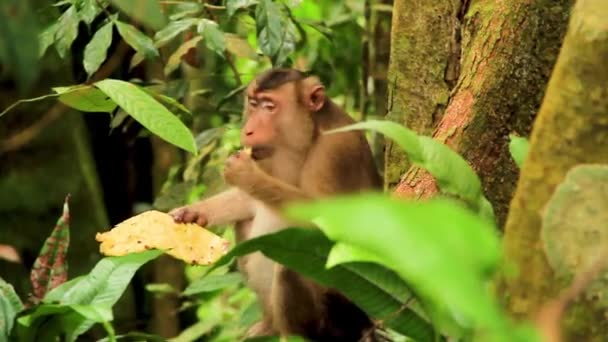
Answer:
29, 195, 71, 303
211, 228, 435, 341
55, 6, 80, 58
115, 21, 159, 59
39, 22, 58, 58
183, 273, 243, 296
53, 85, 117, 113
154, 18, 198, 47
287, 194, 505, 333
0, 0, 40, 91
95, 79, 197, 153
145, 283, 178, 295
83, 21, 114, 77
109, 0, 166, 30
328, 120, 495, 222
197, 19, 226, 57
509, 134, 529, 168
78, 0, 102, 25
226, 0, 258, 17
0, 278, 24, 341
164, 36, 202, 75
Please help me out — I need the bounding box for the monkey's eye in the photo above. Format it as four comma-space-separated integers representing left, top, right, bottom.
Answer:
261, 101, 275, 111
248, 99, 258, 107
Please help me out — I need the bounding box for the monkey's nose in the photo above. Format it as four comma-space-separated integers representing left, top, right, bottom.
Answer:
245, 131, 254, 136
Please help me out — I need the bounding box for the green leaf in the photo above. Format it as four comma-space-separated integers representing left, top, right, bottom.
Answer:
108, 0, 166, 30
256, 0, 283, 58
95, 79, 197, 153
0, 0, 40, 92
197, 19, 226, 57
115, 21, 159, 59
0, 278, 24, 341
29, 196, 71, 303
53, 85, 117, 113
78, 0, 102, 25
39, 22, 58, 58
227, 0, 258, 17
43, 276, 87, 303
243, 337, 307, 342
508, 134, 529, 168
60, 250, 162, 306
211, 228, 435, 342
287, 194, 506, 334
145, 283, 178, 295
183, 273, 243, 296
55, 6, 80, 58
154, 18, 198, 47
328, 120, 495, 222
69, 305, 113, 322
83, 21, 114, 77
224, 33, 257, 59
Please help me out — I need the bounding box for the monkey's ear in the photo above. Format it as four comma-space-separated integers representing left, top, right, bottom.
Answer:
306, 84, 326, 112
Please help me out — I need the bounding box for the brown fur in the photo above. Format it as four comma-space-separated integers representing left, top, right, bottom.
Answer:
170, 68, 381, 341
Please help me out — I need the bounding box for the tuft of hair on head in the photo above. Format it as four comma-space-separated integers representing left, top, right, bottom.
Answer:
253, 68, 313, 92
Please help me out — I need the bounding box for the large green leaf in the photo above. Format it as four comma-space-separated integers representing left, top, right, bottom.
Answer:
154, 18, 198, 47
211, 228, 435, 342
328, 120, 495, 222
29, 196, 71, 303
0, 278, 24, 341
182, 273, 243, 296
39, 22, 58, 58
109, 0, 166, 30
197, 19, 226, 57
255, 0, 282, 58
95, 79, 197, 153
84, 21, 114, 77
0, 0, 40, 92
115, 21, 159, 59
55, 6, 80, 58
286, 194, 505, 335
60, 250, 162, 306
53, 85, 117, 113
508, 134, 529, 168
18, 251, 162, 342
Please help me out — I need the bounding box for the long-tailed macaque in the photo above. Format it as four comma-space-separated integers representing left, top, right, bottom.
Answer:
169, 68, 382, 341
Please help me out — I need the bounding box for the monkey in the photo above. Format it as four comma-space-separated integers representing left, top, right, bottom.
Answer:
169, 68, 382, 341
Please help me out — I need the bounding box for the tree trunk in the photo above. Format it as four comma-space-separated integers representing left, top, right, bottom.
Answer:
385, 0, 572, 226
501, 0, 608, 339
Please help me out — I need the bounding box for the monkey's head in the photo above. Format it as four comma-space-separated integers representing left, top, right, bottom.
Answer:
242, 68, 326, 160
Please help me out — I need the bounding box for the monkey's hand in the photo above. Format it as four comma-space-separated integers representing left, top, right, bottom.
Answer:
224, 149, 259, 190
169, 205, 208, 226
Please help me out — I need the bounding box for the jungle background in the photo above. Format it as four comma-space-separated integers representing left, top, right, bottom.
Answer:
1, 0, 608, 341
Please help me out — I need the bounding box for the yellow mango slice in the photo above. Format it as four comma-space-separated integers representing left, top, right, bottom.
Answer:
95, 210, 229, 265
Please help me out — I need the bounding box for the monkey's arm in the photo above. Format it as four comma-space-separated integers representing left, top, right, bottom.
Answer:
169, 187, 255, 226
223, 151, 312, 208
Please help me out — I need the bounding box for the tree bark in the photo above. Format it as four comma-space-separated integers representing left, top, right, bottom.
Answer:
386, 0, 572, 226
501, 0, 608, 339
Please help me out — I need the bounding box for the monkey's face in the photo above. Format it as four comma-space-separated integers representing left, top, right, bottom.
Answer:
242, 83, 313, 158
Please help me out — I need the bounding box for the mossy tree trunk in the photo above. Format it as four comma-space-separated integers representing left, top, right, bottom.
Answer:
385, 0, 572, 225
501, 0, 608, 339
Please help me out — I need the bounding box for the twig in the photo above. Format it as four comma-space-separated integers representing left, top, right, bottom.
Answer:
0, 41, 130, 154
536, 255, 608, 342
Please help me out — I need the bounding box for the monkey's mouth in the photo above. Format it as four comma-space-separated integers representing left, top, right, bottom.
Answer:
251, 146, 274, 160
